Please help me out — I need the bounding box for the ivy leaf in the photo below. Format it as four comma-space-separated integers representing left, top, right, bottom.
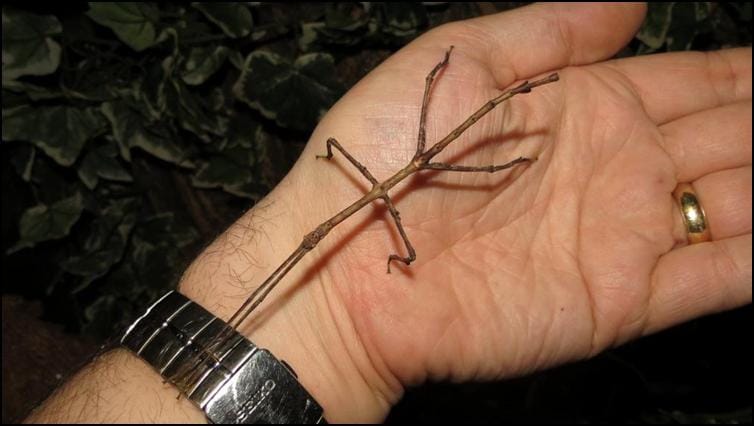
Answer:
208, 86, 227, 112
250, 22, 289, 43
181, 46, 229, 86
225, 113, 261, 149
233, 51, 344, 130
3, 80, 64, 100
82, 294, 121, 336
191, 116, 276, 198
192, 153, 257, 198
135, 212, 198, 249
82, 212, 197, 336
60, 198, 140, 292
192, 2, 253, 38
636, 3, 675, 51
144, 55, 226, 138
85, 2, 159, 51
1, 88, 27, 109
1, 9, 62, 80
132, 240, 180, 294
694, 2, 713, 21
27, 155, 83, 206
162, 78, 228, 140
120, 213, 196, 296
666, 2, 704, 51
325, 3, 370, 31
172, 12, 214, 42
376, 3, 428, 38
227, 49, 245, 70
138, 59, 173, 120
7, 192, 84, 254
2, 105, 106, 167
299, 4, 371, 51
299, 22, 359, 52
100, 101, 195, 167
9, 144, 35, 182
298, 3, 431, 51
77, 138, 133, 189
60, 58, 132, 101
252, 125, 293, 188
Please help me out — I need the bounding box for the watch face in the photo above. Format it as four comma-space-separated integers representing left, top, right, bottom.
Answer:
204, 349, 323, 424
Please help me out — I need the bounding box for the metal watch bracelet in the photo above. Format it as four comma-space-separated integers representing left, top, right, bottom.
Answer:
120, 291, 326, 424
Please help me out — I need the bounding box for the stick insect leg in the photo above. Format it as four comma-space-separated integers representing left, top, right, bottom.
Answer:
423, 156, 534, 173
381, 195, 417, 274
415, 46, 454, 158
317, 137, 379, 185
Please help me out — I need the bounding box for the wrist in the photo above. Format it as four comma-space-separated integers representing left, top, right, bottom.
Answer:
178, 183, 402, 422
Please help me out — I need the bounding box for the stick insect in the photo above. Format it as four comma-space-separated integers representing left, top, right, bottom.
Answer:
171, 46, 559, 389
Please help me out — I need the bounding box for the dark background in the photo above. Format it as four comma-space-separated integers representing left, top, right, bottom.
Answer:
2, 3, 751, 424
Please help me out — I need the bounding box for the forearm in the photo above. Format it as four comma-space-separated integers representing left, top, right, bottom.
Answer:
24, 284, 391, 423
25, 185, 400, 423
25, 319, 385, 423
24, 349, 205, 423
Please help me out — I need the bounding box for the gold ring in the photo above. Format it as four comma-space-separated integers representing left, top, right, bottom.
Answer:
673, 183, 711, 244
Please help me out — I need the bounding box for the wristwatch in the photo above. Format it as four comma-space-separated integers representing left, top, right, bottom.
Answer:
120, 290, 326, 424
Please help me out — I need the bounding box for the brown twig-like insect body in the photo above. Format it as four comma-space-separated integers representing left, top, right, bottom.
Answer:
172, 47, 559, 388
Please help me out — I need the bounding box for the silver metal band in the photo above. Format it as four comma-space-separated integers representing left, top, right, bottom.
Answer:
121, 291, 326, 424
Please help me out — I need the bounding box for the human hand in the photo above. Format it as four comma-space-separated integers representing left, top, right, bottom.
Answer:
180, 3, 751, 422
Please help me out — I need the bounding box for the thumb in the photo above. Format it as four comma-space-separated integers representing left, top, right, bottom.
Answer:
409, 2, 647, 85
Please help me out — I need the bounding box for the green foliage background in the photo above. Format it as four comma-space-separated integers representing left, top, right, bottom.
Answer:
2, 2, 751, 423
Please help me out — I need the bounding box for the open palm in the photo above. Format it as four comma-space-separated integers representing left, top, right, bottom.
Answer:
281, 3, 753, 388
177, 3, 750, 421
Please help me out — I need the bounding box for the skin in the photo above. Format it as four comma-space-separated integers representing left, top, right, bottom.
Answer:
26, 3, 751, 424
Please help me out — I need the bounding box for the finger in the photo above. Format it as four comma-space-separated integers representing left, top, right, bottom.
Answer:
608, 48, 752, 124
410, 2, 647, 85
660, 101, 752, 182
646, 233, 752, 335
690, 166, 752, 240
